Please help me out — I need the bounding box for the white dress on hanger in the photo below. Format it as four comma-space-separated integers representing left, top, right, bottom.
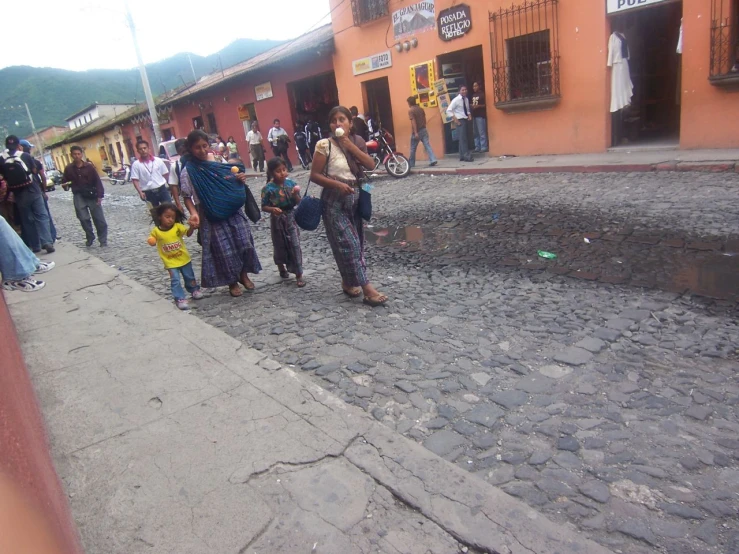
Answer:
607, 32, 634, 113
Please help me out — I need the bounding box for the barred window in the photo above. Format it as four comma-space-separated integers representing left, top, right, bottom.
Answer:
351, 0, 389, 26
489, 0, 561, 111
710, 0, 739, 85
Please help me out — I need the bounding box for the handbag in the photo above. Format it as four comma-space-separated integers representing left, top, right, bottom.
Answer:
294, 181, 322, 231
244, 185, 261, 223
295, 141, 332, 231
357, 182, 372, 222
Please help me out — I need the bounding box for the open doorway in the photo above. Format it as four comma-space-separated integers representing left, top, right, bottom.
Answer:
609, 1, 682, 148
363, 77, 395, 138
437, 45, 486, 155
288, 72, 339, 137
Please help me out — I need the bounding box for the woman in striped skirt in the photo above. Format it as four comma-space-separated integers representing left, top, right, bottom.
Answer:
310, 106, 388, 307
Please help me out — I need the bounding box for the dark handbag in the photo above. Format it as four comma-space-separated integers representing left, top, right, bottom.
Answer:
357, 184, 372, 222
244, 184, 261, 223
295, 141, 331, 231
294, 182, 322, 231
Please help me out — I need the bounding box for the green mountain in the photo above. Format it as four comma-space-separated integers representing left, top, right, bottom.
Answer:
0, 39, 282, 139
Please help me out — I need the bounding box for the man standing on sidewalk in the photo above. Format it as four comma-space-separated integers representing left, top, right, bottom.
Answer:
446, 85, 474, 162
407, 97, 437, 168
246, 122, 265, 173
0, 136, 54, 253
131, 139, 171, 207
267, 119, 293, 172
62, 146, 108, 247
471, 82, 488, 153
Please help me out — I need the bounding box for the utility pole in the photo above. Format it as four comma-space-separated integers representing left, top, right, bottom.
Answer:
24, 103, 45, 162
187, 54, 197, 83
123, 0, 162, 148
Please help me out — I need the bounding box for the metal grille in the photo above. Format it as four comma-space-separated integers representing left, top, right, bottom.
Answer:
710, 0, 739, 78
351, 0, 389, 26
489, 0, 560, 105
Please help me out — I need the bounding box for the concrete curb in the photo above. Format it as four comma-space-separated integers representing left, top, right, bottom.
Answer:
7, 244, 614, 554
412, 161, 737, 176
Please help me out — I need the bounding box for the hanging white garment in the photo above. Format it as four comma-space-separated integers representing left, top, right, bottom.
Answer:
676, 20, 683, 54
607, 32, 634, 113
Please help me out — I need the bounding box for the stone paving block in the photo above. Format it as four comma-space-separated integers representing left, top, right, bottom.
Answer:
593, 327, 622, 342
489, 390, 529, 410
575, 337, 607, 353
605, 318, 634, 331
465, 404, 505, 428
422, 430, 468, 456
553, 347, 593, 366
515, 374, 556, 393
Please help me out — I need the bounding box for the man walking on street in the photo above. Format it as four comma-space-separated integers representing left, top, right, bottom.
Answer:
167, 139, 188, 213
0, 136, 55, 253
267, 119, 293, 171
471, 82, 488, 153
131, 139, 171, 207
446, 85, 474, 162
407, 97, 437, 168
246, 121, 265, 172
62, 146, 108, 247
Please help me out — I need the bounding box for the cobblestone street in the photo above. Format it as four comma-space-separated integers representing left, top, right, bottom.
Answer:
48, 170, 739, 554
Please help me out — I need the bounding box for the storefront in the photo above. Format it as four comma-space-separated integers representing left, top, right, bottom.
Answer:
287, 71, 339, 138
330, 0, 739, 158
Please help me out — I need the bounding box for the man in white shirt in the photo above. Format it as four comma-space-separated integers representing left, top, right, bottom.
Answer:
166, 139, 188, 213
246, 121, 265, 172
267, 119, 293, 171
446, 85, 474, 162
130, 139, 171, 207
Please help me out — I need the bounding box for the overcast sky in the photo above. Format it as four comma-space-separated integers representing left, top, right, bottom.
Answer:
4, 0, 332, 71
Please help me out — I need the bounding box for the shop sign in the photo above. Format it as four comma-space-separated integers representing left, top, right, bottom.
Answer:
437, 4, 472, 41
606, 0, 668, 14
410, 60, 437, 108
393, 0, 436, 41
255, 82, 273, 101
352, 51, 393, 76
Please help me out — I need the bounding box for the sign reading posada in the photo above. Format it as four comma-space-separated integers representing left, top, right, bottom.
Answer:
437, 4, 472, 41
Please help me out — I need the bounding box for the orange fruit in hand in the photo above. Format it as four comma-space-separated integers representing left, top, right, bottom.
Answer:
147, 237, 156, 246
230, 165, 240, 173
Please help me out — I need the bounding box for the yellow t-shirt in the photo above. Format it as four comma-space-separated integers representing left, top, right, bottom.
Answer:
150, 223, 191, 269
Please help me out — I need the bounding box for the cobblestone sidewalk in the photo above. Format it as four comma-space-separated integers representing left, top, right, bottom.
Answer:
48, 170, 739, 554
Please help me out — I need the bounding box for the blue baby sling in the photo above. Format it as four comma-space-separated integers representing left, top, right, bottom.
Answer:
185, 158, 246, 222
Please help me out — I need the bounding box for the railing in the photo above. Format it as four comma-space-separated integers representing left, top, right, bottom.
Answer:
351, 0, 389, 26
709, 0, 739, 81
489, 0, 561, 108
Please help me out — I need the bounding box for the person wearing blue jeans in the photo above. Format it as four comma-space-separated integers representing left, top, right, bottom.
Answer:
407, 96, 438, 168
168, 262, 199, 302
471, 82, 489, 153
0, 215, 54, 292
12, 185, 54, 252
143, 185, 172, 206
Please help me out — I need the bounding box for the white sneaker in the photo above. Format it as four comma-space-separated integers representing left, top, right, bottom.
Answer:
191, 289, 204, 300
2, 278, 46, 292
34, 261, 55, 274
175, 299, 190, 310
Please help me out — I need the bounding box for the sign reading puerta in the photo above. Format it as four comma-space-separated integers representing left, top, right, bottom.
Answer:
438, 4, 472, 41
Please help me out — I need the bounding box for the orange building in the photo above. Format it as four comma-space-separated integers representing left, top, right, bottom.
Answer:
329, 0, 739, 160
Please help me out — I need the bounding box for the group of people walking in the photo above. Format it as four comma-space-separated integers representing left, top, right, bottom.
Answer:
147, 106, 387, 310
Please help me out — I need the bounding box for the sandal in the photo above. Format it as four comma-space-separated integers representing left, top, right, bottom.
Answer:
279, 269, 290, 279
362, 294, 388, 307
3, 278, 46, 292
342, 286, 362, 298
240, 276, 255, 291
296, 277, 306, 288
228, 284, 243, 297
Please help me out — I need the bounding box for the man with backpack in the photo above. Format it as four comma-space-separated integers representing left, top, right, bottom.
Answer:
62, 145, 108, 247
19, 139, 58, 246
0, 136, 54, 253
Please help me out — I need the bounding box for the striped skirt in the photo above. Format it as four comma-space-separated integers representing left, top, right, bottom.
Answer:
199, 207, 262, 288
321, 179, 367, 287
270, 209, 302, 275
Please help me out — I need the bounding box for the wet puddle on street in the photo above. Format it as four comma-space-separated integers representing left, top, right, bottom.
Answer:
365, 224, 739, 302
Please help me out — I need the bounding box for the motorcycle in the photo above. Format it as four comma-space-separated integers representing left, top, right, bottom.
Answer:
365, 129, 410, 179
109, 164, 130, 186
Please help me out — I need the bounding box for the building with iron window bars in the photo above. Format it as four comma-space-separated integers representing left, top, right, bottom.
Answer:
329, 0, 738, 159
